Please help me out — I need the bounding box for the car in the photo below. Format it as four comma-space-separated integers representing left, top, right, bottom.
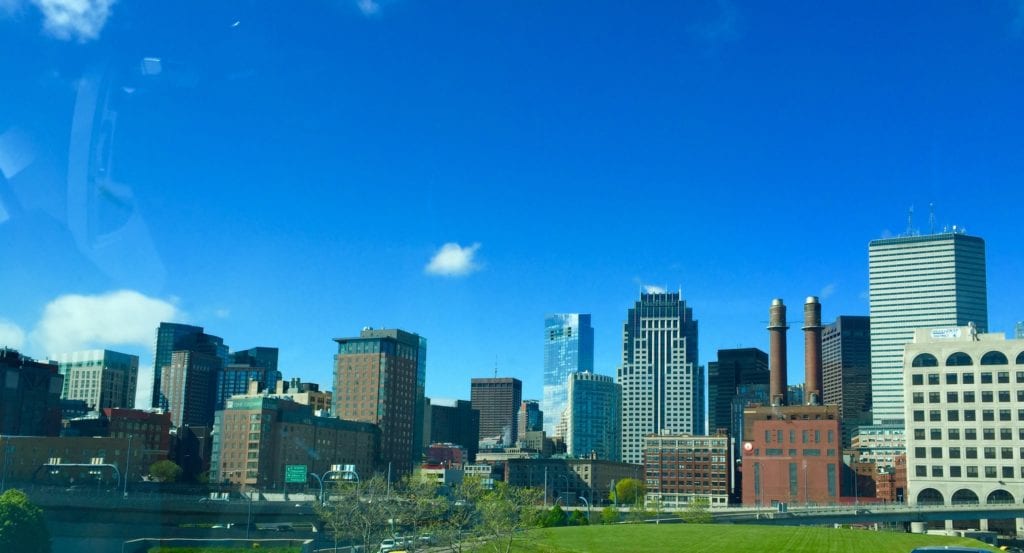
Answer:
378, 538, 399, 553
419, 533, 436, 545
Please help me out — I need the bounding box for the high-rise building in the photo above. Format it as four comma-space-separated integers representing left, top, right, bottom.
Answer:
0, 348, 63, 436
471, 377, 522, 446
564, 371, 621, 461
161, 350, 220, 428
50, 349, 139, 411
707, 348, 769, 436
543, 314, 594, 436
1016, 321, 1023, 340
618, 291, 701, 464
333, 328, 426, 475
216, 347, 281, 409
821, 316, 871, 446
429, 399, 480, 462
152, 323, 228, 409
868, 231, 988, 425
517, 400, 543, 440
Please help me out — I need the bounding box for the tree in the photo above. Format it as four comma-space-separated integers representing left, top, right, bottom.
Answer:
538, 505, 566, 527
599, 505, 619, 525
472, 480, 543, 553
610, 478, 645, 506
148, 460, 182, 483
568, 509, 589, 526
0, 489, 51, 553
314, 475, 393, 553
681, 497, 713, 524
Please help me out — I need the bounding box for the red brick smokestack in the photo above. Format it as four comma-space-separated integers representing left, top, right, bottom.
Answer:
803, 296, 823, 405
768, 299, 788, 406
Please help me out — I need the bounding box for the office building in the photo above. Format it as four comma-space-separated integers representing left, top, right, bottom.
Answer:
517, 400, 543, 439
868, 231, 988, 425
644, 432, 731, 508
429, 399, 480, 462
0, 348, 63, 436
708, 348, 769, 436
903, 326, 1024, 509
729, 383, 768, 461
543, 314, 594, 436
216, 347, 281, 409
152, 323, 227, 409
471, 377, 522, 445
821, 316, 872, 446
333, 328, 426, 474
850, 423, 906, 471
618, 291, 700, 464
211, 394, 379, 488
564, 371, 621, 461
161, 350, 220, 428
50, 349, 139, 411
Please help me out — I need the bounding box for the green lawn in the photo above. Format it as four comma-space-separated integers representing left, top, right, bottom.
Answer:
519, 524, 1000, 553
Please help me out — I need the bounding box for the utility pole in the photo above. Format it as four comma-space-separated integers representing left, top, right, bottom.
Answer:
543, 467, 548, 507
122, 434, 133, 498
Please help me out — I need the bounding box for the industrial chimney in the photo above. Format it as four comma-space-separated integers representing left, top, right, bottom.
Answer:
803, 296, 823, 405
768, 299, 788, 406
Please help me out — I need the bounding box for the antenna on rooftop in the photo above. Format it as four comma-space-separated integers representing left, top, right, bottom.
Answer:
906, 205, 915, 236
929, 203, 936, 235
494, 357, 498, 378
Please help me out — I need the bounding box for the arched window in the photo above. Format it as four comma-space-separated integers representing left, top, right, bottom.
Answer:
912, 353, 939, 367
945, 352, 973, 366
980, 351, 1009, 365
951, 489, 979, 505
987, 489, 1014, 504
1016, 351, 1024, 365
917, 488, 945, 506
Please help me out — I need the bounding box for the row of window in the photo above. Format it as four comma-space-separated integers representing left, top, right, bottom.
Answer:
759, 448, 838, 457
911, 351, 1024, 367
910, 371, 1024, 385
913, 446, 1023, 460
912, 390, 1023, 403
763, 429, 835, 445
910, 426, 1021, 440
911, 409, 1024, 423
914, 464, 1021, 479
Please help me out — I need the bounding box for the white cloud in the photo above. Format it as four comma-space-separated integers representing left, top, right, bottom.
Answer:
819, 282, 837, 299
214, 308, 231, 319
30, 0, 116, 41
644, 285, 667, 294
0, 319, 26, 349
425, 242, 482, 277
356, 0, 380, 16
32, 290, 181, 354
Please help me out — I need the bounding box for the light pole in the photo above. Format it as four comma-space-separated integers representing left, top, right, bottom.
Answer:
803, 460, 808, 507
558, 475, 569, 506
244, 487, 253, 540
578, 496, 591, 524
1, 442, 13, 493
122, 434, 133, 498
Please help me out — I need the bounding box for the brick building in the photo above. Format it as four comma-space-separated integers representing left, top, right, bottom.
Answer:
644, 432, 731, 508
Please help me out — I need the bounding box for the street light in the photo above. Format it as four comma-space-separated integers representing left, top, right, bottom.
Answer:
122, 434, 133, 498
578, 496, 591, 524
558, 475, 569, 506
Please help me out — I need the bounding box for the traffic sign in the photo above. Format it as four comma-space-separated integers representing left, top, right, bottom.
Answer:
285, 464, 307, 484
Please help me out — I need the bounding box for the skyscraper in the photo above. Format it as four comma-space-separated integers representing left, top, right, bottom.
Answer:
50, 349, 139, 411
216, 347, 281, 409
542, 314, 594, 436
821, 316, 871, 446
564, 371, 621, 461
161, 350, 220, 428
618, 291, 700, 464
471, 377, 522, 445
517, 400, 543, 440
429, 399, 481, 462
333, 328, 427, 475
152, 323, 228, 409
707, 348, 769, 436
868, 231, 988, 424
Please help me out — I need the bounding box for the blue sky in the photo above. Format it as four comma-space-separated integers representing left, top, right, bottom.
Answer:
1, 1, 1023, 408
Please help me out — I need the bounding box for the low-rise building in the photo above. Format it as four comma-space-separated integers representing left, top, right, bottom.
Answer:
644, 432, 731, 508
504, 458, 641, 506
0, 435, 141, 486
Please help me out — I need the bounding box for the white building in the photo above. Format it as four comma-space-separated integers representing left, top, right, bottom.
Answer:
617, 291, 701, 465
564, 371, 621, 461
49, 349, 139, 411
904, 326, 1024, 510
869, 231, 987, 425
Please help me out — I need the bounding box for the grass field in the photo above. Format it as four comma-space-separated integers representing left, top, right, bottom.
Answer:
522, 524, 1000, 553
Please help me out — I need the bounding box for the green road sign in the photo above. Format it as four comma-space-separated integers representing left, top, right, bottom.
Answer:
285, 464, 307, 484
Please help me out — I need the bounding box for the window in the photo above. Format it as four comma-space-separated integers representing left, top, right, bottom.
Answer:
1001, 447, 1013, 459
1017, 371, 1024, 383
964, 391, 975, 402
963, 373, 975, 384
930, 428, 942, 440
949, 447, 961, 459
946, 352, 973, 366
998, 390, 1010, 402
982, 391, 993, 402
964, 410, 976, 421
911, 374, 924, 385
950, 466, 962, 477
916, 465, 927, 477
984, 428, 996, 440
985, 466, 997, 478
1001, 428, 1012, 440
967, 466, 979, 478
981, 372, 993, 384
915, 447, 927, 458
984, 447, 996, 459
983, 409, 994, 421
999, 409, 1011, 421
928, 373, 940, 385
947, 410, 959, 421
912, 392, 924, 404
928, 392, 940, 403
966, 447, 978, 459
912, 353, 939, 367
981, 351, 1009, 365
946, 373, 958, 385
998, 371, 1010, 383
914, 429, 926, 439
948, 429, 960, 440
930, 447, 943, 459
946, 391, 958, 403
1004, 466, 1015, 478
932, 466, 943, 477
966, 429, 977, 440
929, 410, 941, 422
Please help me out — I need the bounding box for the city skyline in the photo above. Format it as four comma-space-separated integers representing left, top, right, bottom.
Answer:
2, 2, 1024, 407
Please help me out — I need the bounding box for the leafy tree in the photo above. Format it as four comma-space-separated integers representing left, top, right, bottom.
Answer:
599, 505, 619, 525
314, 475, 393, 553
538, 505, 566, 527
610, 478, 645, 505
148, 460, 183, 483
681, 497, 713, 524
472, 480, 543, 553
0, 489, 51, 553
568, 509, 589, 526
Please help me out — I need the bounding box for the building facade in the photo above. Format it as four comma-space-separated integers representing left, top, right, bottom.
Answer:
152, 323, 227, 409
542, 314, 594, 436
708, 348, 769, 437
471, 377, 522, 446
644, 432, 730, 508
564, 371, 621, 461
429, 399, 480, 462
333, 328, 426, 475
517, 400, 543, 439
821, 316, 872, 447
504, 457, 642, 507
850, 423, 907, 471
903, 326, 1024, 508
0, 435, 141, 487
618, 291, 701, 464
216, 346, 281, 410
51, 350, 139, 411
211, 395, 379, 488
868, 231, 988, 425
161, 350, 220, 428
0, 348, 63, 436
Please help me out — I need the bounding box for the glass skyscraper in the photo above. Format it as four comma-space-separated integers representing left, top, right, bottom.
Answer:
617, 291, 700, 465
564, 371, 621, 461
542, 314, 594, 436
868, 231, 987, 425
152, 322, 228, 409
